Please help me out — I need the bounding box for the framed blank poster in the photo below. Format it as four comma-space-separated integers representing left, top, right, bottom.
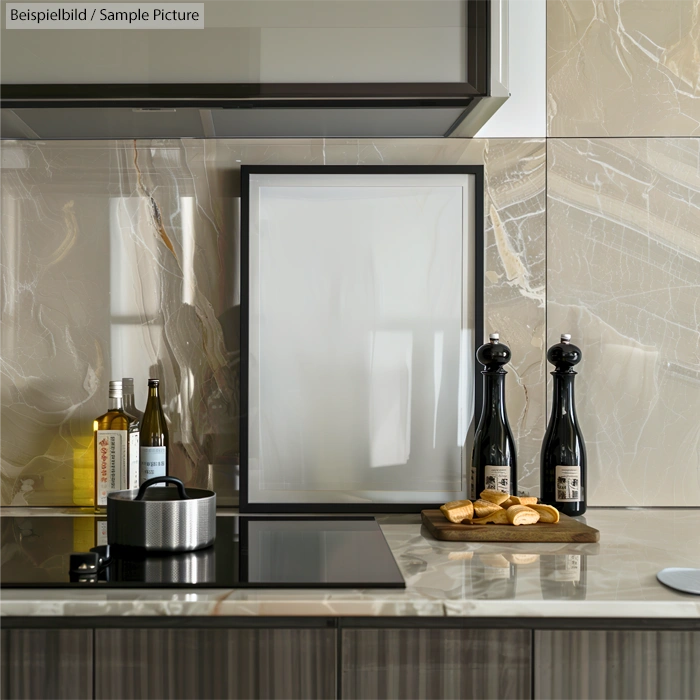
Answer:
240, 166, 484, 512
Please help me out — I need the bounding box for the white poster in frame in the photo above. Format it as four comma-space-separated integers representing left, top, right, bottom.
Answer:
240, 166, 484, 512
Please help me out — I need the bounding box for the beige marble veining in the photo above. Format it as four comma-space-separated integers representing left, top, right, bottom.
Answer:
0, 138, 546, 506
548, 0, 700, 137
1, 510, 699, 618
483, 140, 546, 492
547, 138, 700, 506
1, 141, 239, 506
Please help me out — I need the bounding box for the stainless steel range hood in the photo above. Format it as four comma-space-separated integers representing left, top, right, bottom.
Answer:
1, 1, 509, 140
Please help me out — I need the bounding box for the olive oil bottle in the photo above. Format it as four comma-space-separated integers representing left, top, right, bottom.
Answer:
94, 380, 131, 510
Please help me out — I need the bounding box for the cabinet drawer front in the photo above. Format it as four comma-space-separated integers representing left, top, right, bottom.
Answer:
342, 628, 531, 700
95, 628, 336, 700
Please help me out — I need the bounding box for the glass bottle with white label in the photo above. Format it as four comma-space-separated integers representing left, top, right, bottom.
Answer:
139, 378, 169, 484
122, 377, 141, 491
122, 377, 144, 423
93, 380, 130, 511
540, 334, 587, 516
471, 333, 517, 498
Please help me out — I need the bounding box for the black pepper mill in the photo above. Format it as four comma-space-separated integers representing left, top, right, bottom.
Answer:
471, 333, 517, 498
540, 334, 587, 516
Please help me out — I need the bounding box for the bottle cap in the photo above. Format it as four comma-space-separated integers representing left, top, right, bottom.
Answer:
476, 334, 511, 372
108, 380, 123, 399
547, 337, 582, 372
122, 377, 134, 391
148, 378, 160, 387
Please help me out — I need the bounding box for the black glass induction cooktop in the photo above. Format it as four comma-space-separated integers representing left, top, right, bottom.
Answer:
0, 516, 405, 589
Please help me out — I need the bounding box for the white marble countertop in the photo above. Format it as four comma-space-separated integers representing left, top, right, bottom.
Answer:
1, 508, 699, 618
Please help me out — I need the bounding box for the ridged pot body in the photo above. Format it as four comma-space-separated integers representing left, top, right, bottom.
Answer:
107, 486, 216, 551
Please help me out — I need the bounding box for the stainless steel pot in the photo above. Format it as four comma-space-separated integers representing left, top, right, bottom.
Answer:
107, 476, 216, 552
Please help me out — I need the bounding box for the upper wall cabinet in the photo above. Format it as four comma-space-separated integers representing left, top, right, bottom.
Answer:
0, 0, 510, 139
475, 0, 545, 139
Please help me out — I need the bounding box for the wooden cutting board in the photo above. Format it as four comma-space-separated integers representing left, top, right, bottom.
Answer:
421, 509, 600, 543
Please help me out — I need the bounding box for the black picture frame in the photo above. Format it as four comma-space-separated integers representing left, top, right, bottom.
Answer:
240, 165, 484, 513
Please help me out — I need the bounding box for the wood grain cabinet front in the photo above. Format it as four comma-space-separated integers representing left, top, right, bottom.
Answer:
1, 629, 94, 700
94, 628, 336, 700
341, 628, 532, 700
535, 630, 700, 700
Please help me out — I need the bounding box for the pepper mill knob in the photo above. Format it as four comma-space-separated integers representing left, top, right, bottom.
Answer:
476, 333, 511, 372
547, 334, 582, 372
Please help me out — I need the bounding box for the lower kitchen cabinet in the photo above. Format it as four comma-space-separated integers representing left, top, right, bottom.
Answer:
1, 629, 94, 700
6, 623, 700, 700
535, 630, 700, 700
341, 628, 531, 700
94, 628, 336, 700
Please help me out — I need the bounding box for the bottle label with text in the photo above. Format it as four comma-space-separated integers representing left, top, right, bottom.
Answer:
96, 520, 108, 546
484, 465, 510, 494
128, 431, 140, 490
140, 446, 166, 484
555, 465, 581, 502
95, 430, 127, 506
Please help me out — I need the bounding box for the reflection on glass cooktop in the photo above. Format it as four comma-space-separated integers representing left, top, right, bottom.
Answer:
0, 516, 405, 589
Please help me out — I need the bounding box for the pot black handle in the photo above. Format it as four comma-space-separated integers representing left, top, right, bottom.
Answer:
135, 476, 190, 501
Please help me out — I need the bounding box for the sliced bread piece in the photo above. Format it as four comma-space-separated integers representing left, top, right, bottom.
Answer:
473, 498, 503, 518
466, 508, 509, 525
479, 489, 510, 505
511, 495, 538, 506
530, 504, 560, 523
440, 500, 474, 523
506, 505, 541, 526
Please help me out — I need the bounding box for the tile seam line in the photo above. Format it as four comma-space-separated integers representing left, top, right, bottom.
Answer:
546, 136, 700, 140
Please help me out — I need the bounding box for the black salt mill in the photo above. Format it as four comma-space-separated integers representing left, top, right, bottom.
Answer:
471, 333, 517, 498
540, 334, 587, 516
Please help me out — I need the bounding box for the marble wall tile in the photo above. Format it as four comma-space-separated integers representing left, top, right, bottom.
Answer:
548, 0, 700, 137
547, 138, 700, 506
0, 138, 545, 505
1, 141, 241, 506
482, 140, 546, 493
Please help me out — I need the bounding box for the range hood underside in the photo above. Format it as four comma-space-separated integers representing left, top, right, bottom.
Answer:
0, 99, 499, 140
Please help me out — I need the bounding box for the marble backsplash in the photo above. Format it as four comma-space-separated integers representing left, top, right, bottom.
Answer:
548, 0, 700, 137
0, 138, 546, 506
548, 138, 700, 506
545, 0, 700, 504
3, 1, 700, 511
